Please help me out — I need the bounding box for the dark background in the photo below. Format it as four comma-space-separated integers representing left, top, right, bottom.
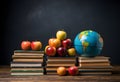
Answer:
0, 0, 120, 65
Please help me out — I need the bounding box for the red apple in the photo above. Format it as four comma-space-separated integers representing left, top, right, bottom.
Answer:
57, 66, 67, 76
62, 39, 72, 48
57, 47, 67, 57
48, 38, 61, 48
21, 41, 31, 50
68, 66, 78, 76
31, 41, 42, 50
67, 48, 76, 56
56, 30, 67, 40
45, 45, 56, 56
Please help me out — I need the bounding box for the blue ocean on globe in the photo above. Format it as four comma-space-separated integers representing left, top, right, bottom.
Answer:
74, 30, 103, 57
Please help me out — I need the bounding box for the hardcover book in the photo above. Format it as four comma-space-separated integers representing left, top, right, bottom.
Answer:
11, 72, 44, 75
11, 62, 42, 68
14, 50, 44, 56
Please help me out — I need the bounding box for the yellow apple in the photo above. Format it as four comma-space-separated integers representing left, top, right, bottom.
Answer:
56, 30, 67, 40
67, 48, 76, 56
57, 66, 67, 76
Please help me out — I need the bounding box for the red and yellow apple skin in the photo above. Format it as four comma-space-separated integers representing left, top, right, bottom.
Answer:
62, 38, 72, 48
45, 45, 56, 56
57, 66, 67, 76
67, 48, 76, 56
31, 41, 42, 51
48, 38, 61, 48
68, 66, 78, 76
56, 30, 67, 40
21, 41, 31, 50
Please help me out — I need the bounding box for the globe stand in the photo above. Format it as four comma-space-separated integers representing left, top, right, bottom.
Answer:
80, 54, 97, 58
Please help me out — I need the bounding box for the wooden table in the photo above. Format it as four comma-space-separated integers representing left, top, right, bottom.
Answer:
0, 66, 120, 82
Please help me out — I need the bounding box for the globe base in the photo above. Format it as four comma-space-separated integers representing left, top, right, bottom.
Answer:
81, 54, 97, 57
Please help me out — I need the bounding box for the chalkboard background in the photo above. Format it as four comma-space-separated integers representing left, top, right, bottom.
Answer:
1, 0, 120, 65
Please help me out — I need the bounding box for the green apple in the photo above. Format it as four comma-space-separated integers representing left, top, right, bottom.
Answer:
67, 48, 76, 56
56, 30, 67, 40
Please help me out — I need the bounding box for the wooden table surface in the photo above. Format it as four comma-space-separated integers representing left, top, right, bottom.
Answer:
0, 65, 120, 82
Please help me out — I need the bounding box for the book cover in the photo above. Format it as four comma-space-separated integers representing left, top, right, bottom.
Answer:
12, 55, 43, 59
11, 70, 44, 73
79, 72, 112, 75
47, 63, 75, 67
14, 50, 44, 56
46, 72, 57, 75
11, 72, 44, 75
79, 56, 110, 60
13, 59, 43, 63
79, 62, 110, 67
47, 57, 76, 61
14, 50, 44, 53
11, 67, 43, 71
78, 68, 113, 72
79, 59, 110, 63
11, 62, 42, 67
78, 65, 113, 69
47, 61, 75, 64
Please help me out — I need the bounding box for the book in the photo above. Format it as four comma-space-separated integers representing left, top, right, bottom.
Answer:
47, 63, 75, 67
11, 62, 42, 68
47, 56, 76, 59
14, 50, 44, 56
79, 56, 111, 67
14, 50, 44, 53
11, 70, 43, 73
79, 56, 110, 60
11, 67, 43, 71
46, 67, 57, 71
13, 59, 43, 63
46, 72, 57, 75
47, 61, 75, 64
78, 56, 112, 75
79, 59, 110, 63
47, 57, 76, 61
47, 57, 76, 67
78, 68, 113, 72
78, 65, 113, 69
46, 57, 76, 75
79, 72, 112, 75
79, 62, 110, 67
12, 55, 43, 59
11, 72, 43, 75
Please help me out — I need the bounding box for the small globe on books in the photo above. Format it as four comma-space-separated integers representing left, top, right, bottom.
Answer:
74, 30, 103, 57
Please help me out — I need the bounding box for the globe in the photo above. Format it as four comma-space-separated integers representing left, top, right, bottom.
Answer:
74, 30, 103, 57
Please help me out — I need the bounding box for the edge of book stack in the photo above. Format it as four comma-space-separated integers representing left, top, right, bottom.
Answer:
78, 56, 113, 75
11, 50, 45, 75
46, 57, 77, 75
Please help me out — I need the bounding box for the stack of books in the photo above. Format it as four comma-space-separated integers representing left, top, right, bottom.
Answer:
46, 57, 76, 75
78, 56, 113, 75
11, 50, 44, 75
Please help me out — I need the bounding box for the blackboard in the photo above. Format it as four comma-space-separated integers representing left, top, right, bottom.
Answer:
1, 0, 120, 65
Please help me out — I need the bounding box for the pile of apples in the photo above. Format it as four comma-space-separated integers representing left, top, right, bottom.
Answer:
45, 30, 76, 57
21, 40, 42, 51
57, 66, 78, 76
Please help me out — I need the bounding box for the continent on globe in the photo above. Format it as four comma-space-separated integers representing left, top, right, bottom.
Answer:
74, 30, 103, 57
